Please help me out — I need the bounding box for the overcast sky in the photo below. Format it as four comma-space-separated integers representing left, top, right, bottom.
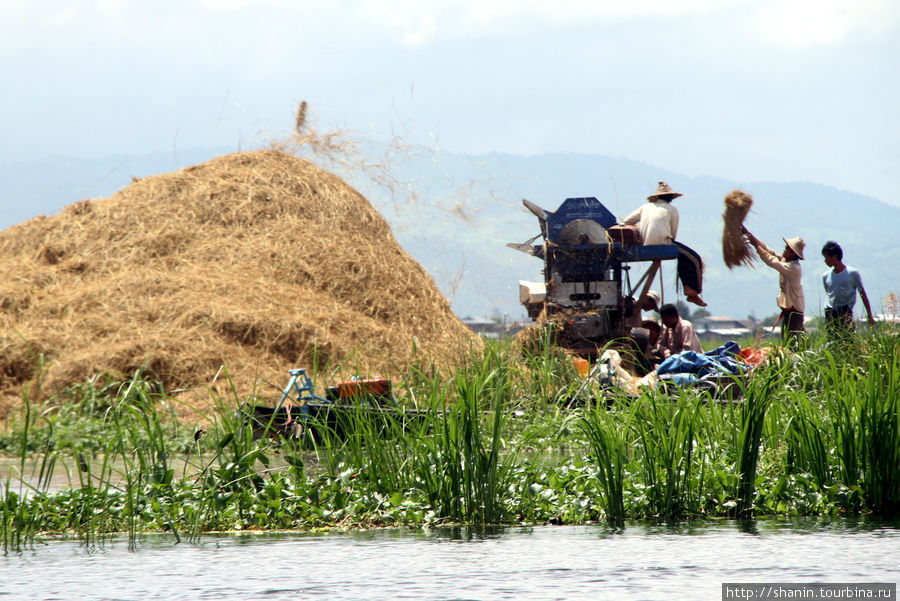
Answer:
2, 0, 899, 206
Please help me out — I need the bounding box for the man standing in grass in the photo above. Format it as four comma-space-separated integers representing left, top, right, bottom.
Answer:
742, 226, 806, 342
821, 240, 876, 335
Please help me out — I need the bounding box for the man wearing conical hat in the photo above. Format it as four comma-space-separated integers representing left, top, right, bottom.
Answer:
622, 181, 707, 307
742, 226, 806, 341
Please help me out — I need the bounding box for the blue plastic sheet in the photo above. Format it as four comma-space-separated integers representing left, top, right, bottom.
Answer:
657, 341, 744, 384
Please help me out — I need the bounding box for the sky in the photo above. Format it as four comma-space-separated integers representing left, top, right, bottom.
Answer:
1, 0, 899, 207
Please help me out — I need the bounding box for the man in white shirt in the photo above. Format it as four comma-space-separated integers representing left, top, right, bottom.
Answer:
622, 182, 706, 307
624, 195, 679, 246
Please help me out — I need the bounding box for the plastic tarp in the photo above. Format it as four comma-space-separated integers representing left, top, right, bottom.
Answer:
656, 341, 745, 388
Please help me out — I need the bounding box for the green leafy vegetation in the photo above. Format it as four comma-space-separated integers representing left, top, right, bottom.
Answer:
2, 326, 898, 551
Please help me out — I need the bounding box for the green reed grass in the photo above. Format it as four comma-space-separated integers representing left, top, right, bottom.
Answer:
826, 336, 900, 514
518, 327, 577, 406
577, 403, 628, 521
775, 329, 900, 515
734, 365, 781, 518
416, 345, 515, 523
3, 330, 900, 551
784, 408, 830, 490
631, 390, 705, 519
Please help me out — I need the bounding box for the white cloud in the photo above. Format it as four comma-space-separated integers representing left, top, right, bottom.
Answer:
752, 0, 900, 48
349, 0, 900, 49
4, 0, 897, 57
0, 0, 338, 55
355, 0, 746, 45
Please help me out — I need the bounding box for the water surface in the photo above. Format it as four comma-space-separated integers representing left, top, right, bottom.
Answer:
3, 519, 898, 600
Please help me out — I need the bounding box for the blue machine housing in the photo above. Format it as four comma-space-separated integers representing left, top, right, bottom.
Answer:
546, 197, 618, 240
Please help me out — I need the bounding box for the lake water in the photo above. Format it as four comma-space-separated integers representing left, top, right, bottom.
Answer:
2, 519, 898, 600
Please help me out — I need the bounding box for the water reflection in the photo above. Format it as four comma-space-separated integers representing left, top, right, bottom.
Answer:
431, 525, 512, 542
736, 518, 760, 535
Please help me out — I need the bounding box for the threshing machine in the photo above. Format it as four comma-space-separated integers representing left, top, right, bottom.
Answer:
508, 197, 678, 357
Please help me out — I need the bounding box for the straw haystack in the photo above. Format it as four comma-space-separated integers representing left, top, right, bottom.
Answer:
722, 190, 755, 269
0, 150, 479, 415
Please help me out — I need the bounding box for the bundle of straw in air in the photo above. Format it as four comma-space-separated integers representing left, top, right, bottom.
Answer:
722, 189, 755, 269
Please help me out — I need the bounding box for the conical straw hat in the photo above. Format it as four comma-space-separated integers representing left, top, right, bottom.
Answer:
783, 236, 805, 260
647, 181, 683, 201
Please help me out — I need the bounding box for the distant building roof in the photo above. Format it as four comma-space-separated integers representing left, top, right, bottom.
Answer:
697, 316, 755, 330
463, 318, 530, 336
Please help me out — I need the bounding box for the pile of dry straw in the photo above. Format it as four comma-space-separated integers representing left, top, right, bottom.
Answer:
722, 189, 755, 269
0, 150, 479, 415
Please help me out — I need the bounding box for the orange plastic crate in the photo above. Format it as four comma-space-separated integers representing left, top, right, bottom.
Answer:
336, 378, 391, 399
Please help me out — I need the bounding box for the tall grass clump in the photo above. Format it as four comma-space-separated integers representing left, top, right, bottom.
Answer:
577, 403, 628, 522
734, 365, 781, 518
778, 329, 900, 516
412, 345, 516, 524
825, 334, 900, 515
630, 390, 706, 519
578, 379, 741, 522
784, 398, 831, 490
856, 348, 900, 514
306, 343, 520, 525
2, 393, 37, 553
516, 326, 578, 406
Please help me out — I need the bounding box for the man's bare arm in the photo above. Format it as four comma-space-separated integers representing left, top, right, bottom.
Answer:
859, 284, 876, 326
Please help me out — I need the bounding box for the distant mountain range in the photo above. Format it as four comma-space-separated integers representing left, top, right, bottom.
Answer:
2, 147, 898, 323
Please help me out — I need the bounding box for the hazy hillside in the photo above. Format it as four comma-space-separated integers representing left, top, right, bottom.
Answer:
0, 148, 229, 228
2, 148, 897, 322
